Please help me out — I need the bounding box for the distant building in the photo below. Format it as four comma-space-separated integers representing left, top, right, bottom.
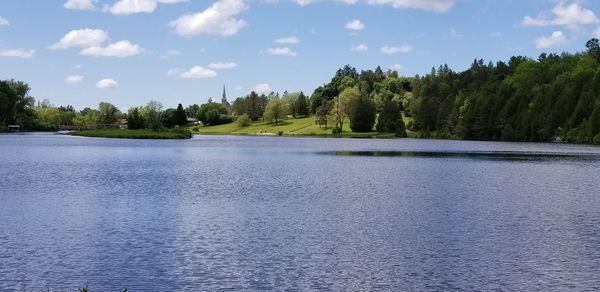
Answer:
187, 117, 198, 126
221, 85, 231, 114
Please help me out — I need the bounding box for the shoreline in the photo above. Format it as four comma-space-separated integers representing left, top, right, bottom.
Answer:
68, 129, 192, 139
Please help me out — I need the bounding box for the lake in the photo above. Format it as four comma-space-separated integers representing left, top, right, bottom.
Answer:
1, 133, 600, 291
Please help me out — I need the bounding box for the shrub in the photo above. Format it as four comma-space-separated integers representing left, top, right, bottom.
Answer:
237, 114, 251, 127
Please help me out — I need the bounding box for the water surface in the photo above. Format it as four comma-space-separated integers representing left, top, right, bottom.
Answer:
1, 133, 599, 291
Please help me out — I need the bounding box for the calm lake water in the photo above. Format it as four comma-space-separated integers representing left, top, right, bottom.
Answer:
1, 133, 600, 291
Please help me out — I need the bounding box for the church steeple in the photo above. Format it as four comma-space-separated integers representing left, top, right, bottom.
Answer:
221, 85, 231, 114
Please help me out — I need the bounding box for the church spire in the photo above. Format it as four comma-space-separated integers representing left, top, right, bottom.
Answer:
222, 85, 227, 102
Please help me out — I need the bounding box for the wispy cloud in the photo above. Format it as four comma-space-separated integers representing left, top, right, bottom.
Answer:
381, 45, 412, 54
0, 49, 35, 58
274, 36, 300, 44
351, 44, 368, 52
265, 47, 298, 57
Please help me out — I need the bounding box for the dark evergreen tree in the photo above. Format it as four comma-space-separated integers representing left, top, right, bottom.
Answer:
349, 92, 376, 132
174, 103, 187, 126
296, 91, 310, 118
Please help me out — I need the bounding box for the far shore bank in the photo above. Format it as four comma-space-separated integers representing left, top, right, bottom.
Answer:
68, 129, 192, 139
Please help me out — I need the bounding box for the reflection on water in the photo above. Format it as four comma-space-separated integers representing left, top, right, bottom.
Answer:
318, 150, 600, 161
1, 134, 600, 291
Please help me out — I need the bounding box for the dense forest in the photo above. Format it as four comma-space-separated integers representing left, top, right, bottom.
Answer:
2, 39, 600, 144
307, 38, 600, 143
407, 38, 600, 144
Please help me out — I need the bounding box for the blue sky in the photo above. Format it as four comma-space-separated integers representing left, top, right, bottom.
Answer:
1, 0, 600, 110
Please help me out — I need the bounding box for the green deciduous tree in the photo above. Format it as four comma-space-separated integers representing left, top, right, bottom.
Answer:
263, 97, 284, 125
98, 102, 121, 125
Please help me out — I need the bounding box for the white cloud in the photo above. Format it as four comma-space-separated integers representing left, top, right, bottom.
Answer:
208, 62, 238, 69
294, 0, 357, 6
96, 78, 118, 89
65, 75, 84, 84
254, 83, 272, 95
390, 63, 402, 71
160, 49, 181, 60
490, 32, 502, 38
0, 49, 35, 58
523, 2, 598, 29
64, 0, 97, 10
74, 64, 84, 69
51, 29, 109, 49
234, 85, 243, 91
274, 36, 299, 44
180, 66, 217, 78
381, 45, 412, 54
80, 40, 143, 57
595, 27, 600, 38
166, 68, 180, 77
266, 47, 298, 57
345, 19, 365, 31
170, 0, 248, 37
108, 0, 187, 15
535, 31, 567, 49
351, 43, 368, 52
365, 0, 455, 12
0, 16, 9, 26
51, 29, 143, 58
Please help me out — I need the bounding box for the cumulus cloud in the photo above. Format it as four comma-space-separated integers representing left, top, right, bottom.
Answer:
253, 83, 272, 95
65, 75, 84, 84
274, 36, 299, 44
208, 62, 238, 69
345, 19, 365, 31
523, 2, 598, 29
266, 47, 298, 57
535, 31, 567, 49
0, 16, 9, 26
170, 0, 248, 37
80, 40, 143, 57
381, 45, 412, 54
51, 29, 108, 49
365, 0, 455, 12
51, 29, 143, 57
351, 44, 368, 52
64, 0, 97, 10
96, 78, 118, 89
0, 49, 35, 58
108, 0, 187, 15
179, 66, 218, 78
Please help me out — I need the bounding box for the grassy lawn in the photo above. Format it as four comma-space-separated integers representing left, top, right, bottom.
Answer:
69, 129, 192, 139
194, 116, 398, 138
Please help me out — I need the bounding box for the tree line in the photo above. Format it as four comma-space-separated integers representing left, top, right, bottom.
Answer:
408, 38, 600, 144
3, 38, 600, 143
